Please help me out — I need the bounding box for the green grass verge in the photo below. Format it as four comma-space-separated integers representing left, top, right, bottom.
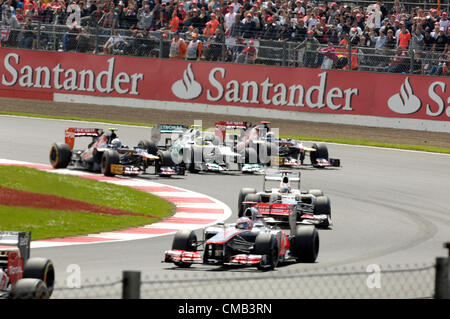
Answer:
0, 205, 153, 240
1, 111, 449, 154
0, 166, 174, 240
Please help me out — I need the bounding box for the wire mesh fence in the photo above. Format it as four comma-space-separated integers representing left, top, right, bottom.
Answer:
1, 19, 448, 77
50, 262, 437, 299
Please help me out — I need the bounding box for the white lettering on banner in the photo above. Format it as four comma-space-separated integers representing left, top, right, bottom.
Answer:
427, 81, 447, 117
388, 77, 449, 118
1, 53, 144, 95
204, 67, 358, 110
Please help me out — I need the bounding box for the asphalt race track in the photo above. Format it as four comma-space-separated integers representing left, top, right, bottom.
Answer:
1, 115, 449, 298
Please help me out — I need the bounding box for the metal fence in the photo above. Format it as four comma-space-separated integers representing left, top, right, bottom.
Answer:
49, 260, 448, 299
1, 20, 448, 78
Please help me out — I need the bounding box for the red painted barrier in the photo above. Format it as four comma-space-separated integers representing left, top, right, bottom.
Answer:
0, 48, 448, 122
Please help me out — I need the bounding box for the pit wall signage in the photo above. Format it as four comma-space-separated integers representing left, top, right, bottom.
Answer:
0, 48, 448, 121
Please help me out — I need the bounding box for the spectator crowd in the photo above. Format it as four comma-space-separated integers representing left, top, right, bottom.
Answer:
0, 0, 448, 76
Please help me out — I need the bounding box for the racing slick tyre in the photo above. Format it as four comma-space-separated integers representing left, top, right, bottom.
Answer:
155, 150, 175, 173
292, 225, 319, 263
172, 230, 198, 268
313, 196, 331, 228
238, 188, 257, 217
186, 145, 202, 173
49, 143, 72, 168
242, 193, 262, 217
254, 233, 279, 270
308, 189, 324, 197
138, 140, 158, 155
23, 257, 55, 297
101, 150, 120, 176
9, 278, 49, 299
310, 143, 329, 166
243, 147, 258, 164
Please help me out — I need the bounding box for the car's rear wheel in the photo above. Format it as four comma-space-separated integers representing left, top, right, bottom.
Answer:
101, 150, 120, 176
49, 143, 72, 168
172, 230, 197, 268
10, 278, 49, 299
254, 233, 279, 270
23, 257, 55, 297
238, 188, 256, 217
292, 225, 319, 263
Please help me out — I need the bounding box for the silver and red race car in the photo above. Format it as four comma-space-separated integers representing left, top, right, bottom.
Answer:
163, 208, 319, 270
49, 127, 185, 177
0, 231, 55, 299
238, 170, 333, 228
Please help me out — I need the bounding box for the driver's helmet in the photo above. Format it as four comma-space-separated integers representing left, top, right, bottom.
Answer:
279, 176, 291, 193
266, 132, 275, 142
235, 217, 253, 230
111, 138, 122, 148
195, 136, 207, 146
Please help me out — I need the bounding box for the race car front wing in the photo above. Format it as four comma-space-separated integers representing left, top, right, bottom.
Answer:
163, 249, 265, 267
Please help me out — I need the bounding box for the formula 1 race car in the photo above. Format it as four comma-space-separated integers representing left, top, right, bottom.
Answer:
163, 209, 319, 270
49, 127, 185, 177
0, 231, 55, 299
215, 121, 340, 168
237, 170, 332, 228
150, 124, 245, 173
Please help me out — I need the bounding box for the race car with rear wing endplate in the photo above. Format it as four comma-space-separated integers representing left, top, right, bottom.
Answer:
0, 231, 55, 299
215, 121, 340, 168
237, 170, 333, 228
151, 123, 244, 173
49, 127, 184, 177
163, 207, 319, 270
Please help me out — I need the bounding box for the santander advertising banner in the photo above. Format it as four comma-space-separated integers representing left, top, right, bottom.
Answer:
0, 48, 448, 124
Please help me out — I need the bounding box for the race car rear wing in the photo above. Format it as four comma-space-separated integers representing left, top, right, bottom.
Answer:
214, 121, 249, 143
263, 170, 301, 191
151, 124, 189, 148
64, 128, 104, 150
0, 231, 31, 260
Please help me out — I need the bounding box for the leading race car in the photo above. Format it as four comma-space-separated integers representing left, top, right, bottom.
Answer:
49, 127, 185, 177
237, 170, 333, 228
150, 124, 245, 173
163, 208, 319, 270
215, 121, 341, 168
0, 231, 55, 299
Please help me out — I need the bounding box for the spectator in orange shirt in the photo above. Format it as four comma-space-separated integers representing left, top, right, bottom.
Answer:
208, 12, 220, 32
397, 23, 411, 49
169, 31, 186, 59
169, 10, 180, 32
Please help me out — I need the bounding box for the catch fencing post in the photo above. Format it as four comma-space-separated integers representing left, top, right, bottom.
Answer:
434, 242, 450, 299
122, 271, 141, 299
